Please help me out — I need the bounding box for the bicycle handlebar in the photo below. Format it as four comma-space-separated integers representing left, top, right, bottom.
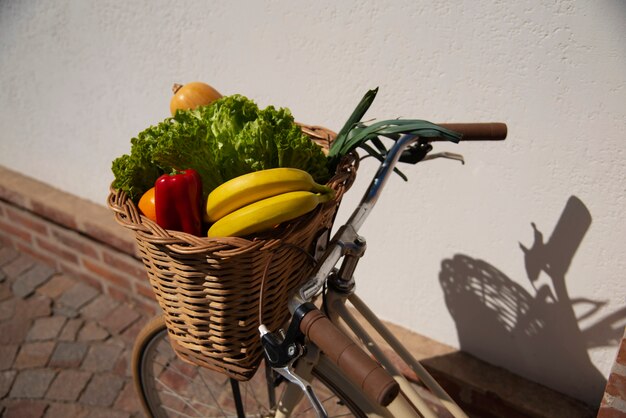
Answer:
294, 122, 508, 306
299, 307, 400, 406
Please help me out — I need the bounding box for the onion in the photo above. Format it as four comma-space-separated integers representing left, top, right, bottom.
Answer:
170, 82, 222, 115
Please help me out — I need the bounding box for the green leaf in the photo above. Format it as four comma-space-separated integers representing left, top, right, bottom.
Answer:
358, 143, 408, 181
369, 136, 388, 157
329, 88, 379, 160
335, 88, 378, 139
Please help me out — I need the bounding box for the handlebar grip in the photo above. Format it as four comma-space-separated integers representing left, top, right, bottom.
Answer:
299, 308, 399, 406
438, 123, 507, 141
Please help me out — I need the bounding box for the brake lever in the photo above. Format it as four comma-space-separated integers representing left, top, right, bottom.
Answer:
259, 323, 328, 418
421, 151, 465, 165
274, 363, 328, 418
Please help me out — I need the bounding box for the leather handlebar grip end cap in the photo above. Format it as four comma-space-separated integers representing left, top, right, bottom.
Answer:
366, 367, 400, 406
439, 122, 508, 141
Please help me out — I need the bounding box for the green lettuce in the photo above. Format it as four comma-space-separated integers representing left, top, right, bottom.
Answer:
111, 95, 329, 201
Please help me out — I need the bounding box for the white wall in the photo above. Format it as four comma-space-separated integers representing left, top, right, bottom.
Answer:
1, 0, 624, 407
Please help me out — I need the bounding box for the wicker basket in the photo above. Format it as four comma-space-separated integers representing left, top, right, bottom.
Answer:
107, 125, 358, 381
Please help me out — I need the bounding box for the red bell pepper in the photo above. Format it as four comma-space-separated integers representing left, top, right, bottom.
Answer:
154, 169, 203, 236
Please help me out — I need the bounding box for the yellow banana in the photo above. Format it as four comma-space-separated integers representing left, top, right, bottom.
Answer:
207, 190, 333, 238
206, 168, 332, 222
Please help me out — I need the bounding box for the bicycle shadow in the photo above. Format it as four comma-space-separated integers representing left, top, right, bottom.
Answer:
437, 196, 626, 408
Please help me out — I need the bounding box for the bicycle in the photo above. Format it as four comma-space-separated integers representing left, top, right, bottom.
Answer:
131, 121, 507, 418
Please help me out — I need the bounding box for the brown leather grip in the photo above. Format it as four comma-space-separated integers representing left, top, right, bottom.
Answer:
438, 123, 507, 141
300, 308, 399, 406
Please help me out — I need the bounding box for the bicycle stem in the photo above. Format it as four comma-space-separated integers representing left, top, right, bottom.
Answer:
346, 133, 420, 231
291, 134, 421, 310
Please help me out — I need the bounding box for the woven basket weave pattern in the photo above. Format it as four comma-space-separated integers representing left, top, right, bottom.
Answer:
107, 125, 357, 380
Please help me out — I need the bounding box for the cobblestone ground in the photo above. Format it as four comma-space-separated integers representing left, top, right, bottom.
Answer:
0, 243, 150, 418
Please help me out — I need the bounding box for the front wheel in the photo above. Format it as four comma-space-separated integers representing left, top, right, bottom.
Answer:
132, 315, 368, 417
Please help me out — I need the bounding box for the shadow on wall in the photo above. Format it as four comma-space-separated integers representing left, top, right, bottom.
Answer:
439, 196, 626, 407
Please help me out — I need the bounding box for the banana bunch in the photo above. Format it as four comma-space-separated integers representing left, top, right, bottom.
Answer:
206, 168, 335, 238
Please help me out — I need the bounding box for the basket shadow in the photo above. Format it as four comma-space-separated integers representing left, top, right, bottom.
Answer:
437, 196, 625, 408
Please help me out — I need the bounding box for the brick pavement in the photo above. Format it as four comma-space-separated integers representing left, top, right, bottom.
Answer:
0, 243, 149, 418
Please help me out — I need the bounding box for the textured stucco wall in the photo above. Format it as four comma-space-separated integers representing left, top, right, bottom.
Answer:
1, 0, 624, 407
